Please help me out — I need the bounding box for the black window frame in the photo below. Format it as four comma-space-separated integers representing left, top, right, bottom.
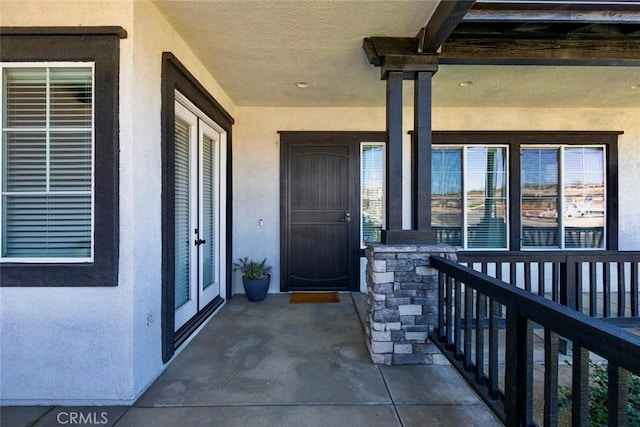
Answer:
431, 131, 620, 251
0, 27, 126, 286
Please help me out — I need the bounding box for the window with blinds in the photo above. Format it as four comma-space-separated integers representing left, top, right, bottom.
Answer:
563, 147, 605, 249
466, 146, 508, 249
522, 146, 605, 249
361, 143, 384, 247
432, 145, 508, 250
521, 148, 560, 248
1, 64, 94, 261
431, 141, 608, 251
432, 148, 462, 246
201, 133, 216, 291
174, 117, 191, 309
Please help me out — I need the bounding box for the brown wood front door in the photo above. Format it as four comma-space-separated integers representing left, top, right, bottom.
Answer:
280, 133, 361, 292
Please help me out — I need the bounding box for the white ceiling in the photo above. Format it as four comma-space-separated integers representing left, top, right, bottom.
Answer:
434, 64, 640, 108
153, 0, 640, 109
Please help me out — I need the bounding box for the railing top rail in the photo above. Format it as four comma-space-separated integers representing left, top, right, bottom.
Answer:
458, 250, 640, 263
430, 255, 640, 374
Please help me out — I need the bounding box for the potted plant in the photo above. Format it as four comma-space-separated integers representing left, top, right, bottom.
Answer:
233, 257, 271, 302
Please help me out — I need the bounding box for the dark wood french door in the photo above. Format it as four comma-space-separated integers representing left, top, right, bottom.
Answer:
280, 133, 362, 292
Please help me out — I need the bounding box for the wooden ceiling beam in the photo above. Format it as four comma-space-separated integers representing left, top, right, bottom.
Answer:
363, 1, 477, 78
363, 37, 438, 79
381, 55, 438, 80
417, 0, 476, 53
466, 1, 640, 24
439, 37, 640, 66
363, 37, 417, 67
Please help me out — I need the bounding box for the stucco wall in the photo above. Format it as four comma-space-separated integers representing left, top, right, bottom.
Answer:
0, 0, 236, 405
0, 0, 137, 406
233, 106, 640, 294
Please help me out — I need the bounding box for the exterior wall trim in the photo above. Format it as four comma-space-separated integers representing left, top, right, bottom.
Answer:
0, 26, 127, 38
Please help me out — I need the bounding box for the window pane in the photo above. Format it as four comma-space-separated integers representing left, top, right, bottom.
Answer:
3, 68, 46, 128
564, 147, 605, 249
50, 132, 92, 191
432, 148, 462, 246
2, 66, 94, 260
361, 144, 384, 246
174, 117, 191, 309
2, 194, 91, 258
202, 133, 216, 291
521, 149, 559, 247
467, 146, 507, 249
50, 67, 92, 128
3, 132, 46, 192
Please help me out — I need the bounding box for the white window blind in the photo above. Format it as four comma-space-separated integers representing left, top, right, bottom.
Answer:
521, 146, 605, 249
563, 146, 605, 249
361, 143, 384, 246
466, 146, 508, 249
1, 65, 94, 261
174, 116, 191, 309
432, 145, 507, 249
201, 133, 216, 291
521, 148, 560, 248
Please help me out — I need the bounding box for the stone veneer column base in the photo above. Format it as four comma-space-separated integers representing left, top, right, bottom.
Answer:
365, 243, 457, 365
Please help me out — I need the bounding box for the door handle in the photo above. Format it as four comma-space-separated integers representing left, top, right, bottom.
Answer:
194, 239, 206, 246
342, 212, 351, 223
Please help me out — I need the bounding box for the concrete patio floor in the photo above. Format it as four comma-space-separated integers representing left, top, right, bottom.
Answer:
1, 293, 501, 427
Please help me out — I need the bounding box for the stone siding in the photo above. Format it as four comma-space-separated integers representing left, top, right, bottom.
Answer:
365, 243, 457, 365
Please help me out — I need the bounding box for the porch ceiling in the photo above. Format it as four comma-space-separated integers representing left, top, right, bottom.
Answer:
152, 0, 640, 109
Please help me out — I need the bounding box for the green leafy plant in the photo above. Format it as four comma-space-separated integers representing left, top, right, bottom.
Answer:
233, 257, 271, 280
559, 360, 639, 426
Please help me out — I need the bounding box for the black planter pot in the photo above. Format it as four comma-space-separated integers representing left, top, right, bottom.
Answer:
242, 276, 270, 302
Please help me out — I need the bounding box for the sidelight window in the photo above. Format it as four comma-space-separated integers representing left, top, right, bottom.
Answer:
361, 143, 385, 247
